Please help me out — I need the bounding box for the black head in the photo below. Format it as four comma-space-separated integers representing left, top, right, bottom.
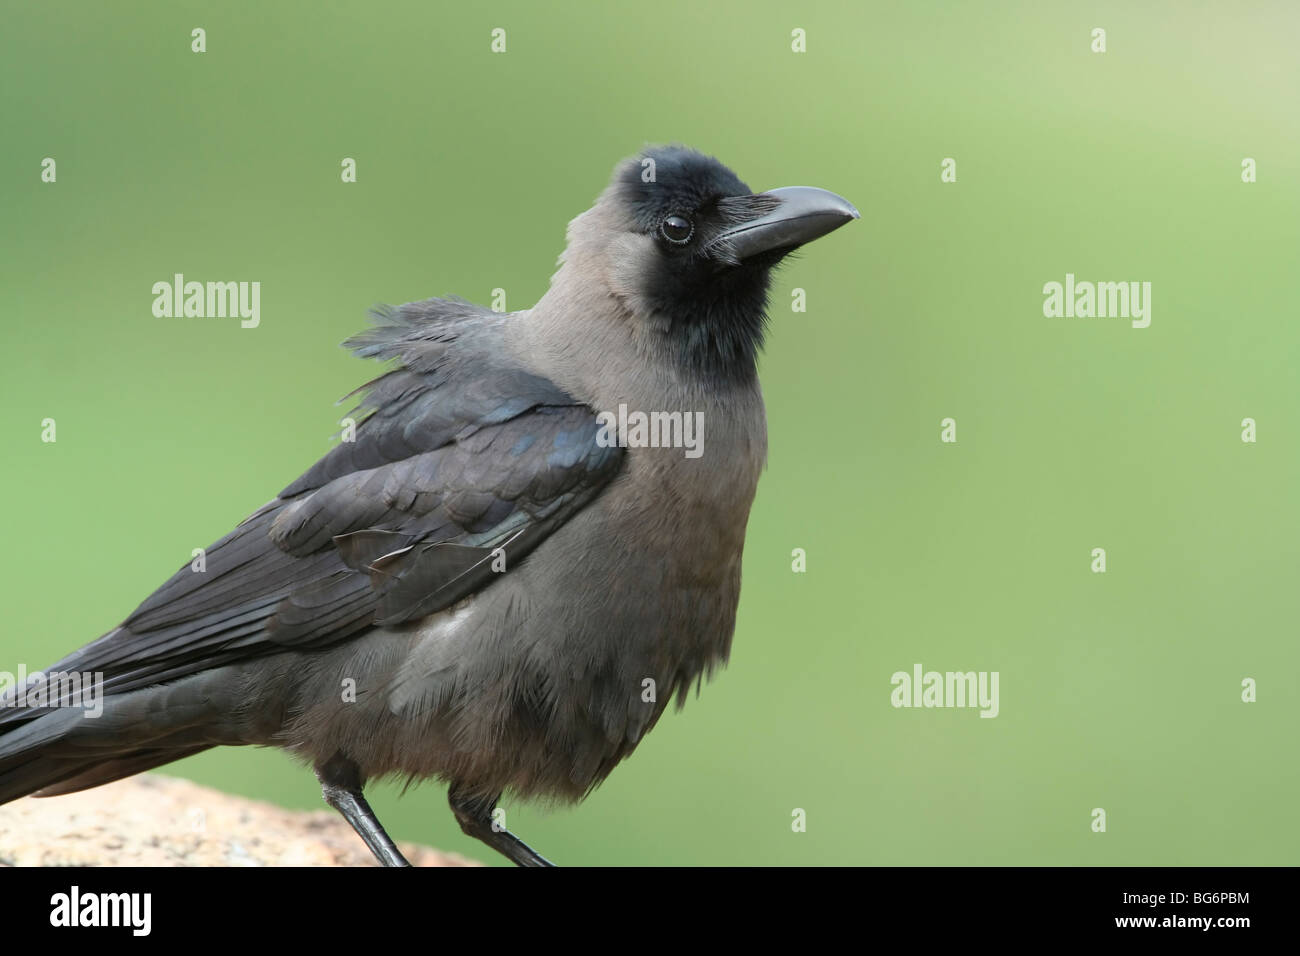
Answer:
606, 145, 858, 385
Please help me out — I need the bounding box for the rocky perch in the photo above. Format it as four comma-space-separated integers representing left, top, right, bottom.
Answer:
0, 774, 477, 866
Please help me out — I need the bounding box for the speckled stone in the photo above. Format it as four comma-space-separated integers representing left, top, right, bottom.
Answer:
0, 774, 478, 867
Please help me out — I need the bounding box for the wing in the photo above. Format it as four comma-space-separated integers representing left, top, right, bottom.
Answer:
5, 298, 622, 716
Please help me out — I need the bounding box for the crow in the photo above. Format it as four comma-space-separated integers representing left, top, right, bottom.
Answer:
0, 145, 857, 866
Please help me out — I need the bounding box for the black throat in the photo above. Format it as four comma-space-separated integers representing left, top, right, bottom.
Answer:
644, 258, 773, 388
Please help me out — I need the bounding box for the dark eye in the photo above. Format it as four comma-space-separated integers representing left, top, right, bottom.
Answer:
660, 215, 694, 244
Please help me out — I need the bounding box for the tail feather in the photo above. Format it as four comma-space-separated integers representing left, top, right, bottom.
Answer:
0, 757, 81, 804
0, 667, 248, 806
32, 745, 213, 797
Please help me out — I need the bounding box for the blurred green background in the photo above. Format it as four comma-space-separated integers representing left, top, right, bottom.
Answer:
2, 1, 1297, 865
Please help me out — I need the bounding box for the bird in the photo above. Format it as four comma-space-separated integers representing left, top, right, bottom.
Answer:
0, 145, 857, 866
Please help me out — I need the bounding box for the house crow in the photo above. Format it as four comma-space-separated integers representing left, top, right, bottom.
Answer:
0, 145, 857, 866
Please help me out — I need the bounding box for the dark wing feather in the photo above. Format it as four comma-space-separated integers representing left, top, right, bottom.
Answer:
1, 299, 623, 722
282, 297, 575, 497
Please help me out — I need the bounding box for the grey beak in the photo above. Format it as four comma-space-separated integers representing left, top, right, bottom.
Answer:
714, 186, 859, 261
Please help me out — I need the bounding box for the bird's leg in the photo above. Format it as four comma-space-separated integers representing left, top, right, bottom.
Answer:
316, 753, 411, 867
448, 785, 555, 867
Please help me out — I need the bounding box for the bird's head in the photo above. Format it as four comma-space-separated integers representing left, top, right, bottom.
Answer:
565, 145, 859, 386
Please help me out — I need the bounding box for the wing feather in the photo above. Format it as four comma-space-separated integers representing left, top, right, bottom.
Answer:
0, 299, 622, 724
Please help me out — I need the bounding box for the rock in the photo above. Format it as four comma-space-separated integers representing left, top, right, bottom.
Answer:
0, 774, 477, 866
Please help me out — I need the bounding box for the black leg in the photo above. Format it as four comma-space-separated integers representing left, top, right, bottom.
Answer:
317, 753, 411, 867
449, 785, 554, 867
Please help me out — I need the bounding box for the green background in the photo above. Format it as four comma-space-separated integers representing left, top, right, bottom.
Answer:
1, 1, 1296, 865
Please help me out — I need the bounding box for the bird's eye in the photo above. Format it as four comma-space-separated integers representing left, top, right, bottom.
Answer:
660, 215, 694, 244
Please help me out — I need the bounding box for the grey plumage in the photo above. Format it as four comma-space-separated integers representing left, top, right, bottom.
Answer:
0, 146, 857, 864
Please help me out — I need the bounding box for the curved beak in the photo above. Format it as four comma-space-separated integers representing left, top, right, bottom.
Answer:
714, 186, 859, 261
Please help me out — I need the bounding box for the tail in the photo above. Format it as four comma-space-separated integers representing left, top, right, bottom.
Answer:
0, 667, 247, 804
